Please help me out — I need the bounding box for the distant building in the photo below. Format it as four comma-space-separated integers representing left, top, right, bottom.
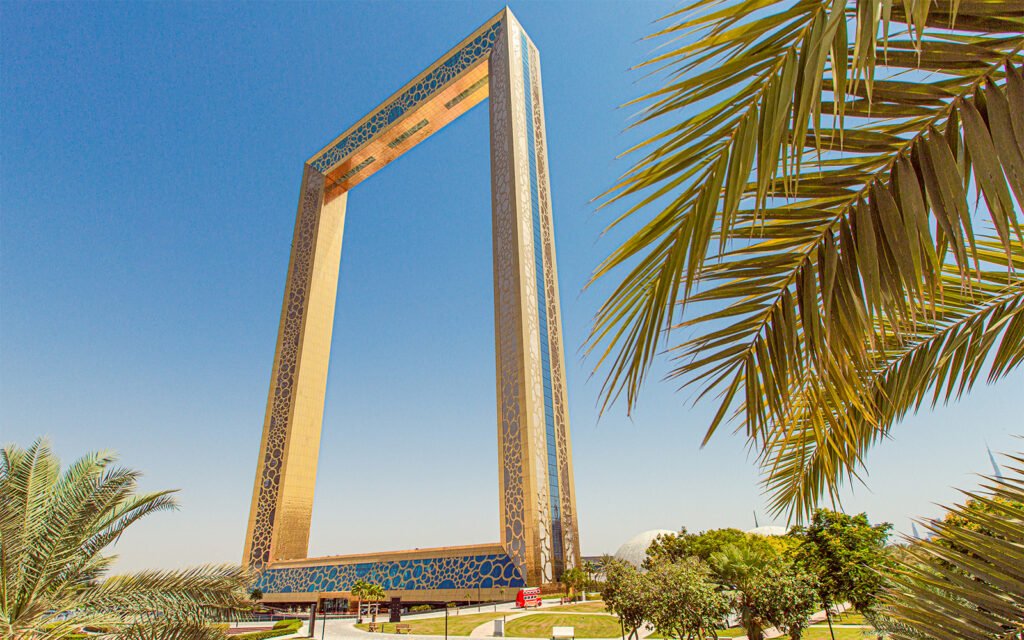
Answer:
613, 529, 677, 568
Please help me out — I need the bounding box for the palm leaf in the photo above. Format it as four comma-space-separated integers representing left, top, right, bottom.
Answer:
878, 449, 1024, 640
589, 0, 1024, 519
0, 438, 252, 638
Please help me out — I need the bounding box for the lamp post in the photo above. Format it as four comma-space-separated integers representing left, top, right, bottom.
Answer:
444, 604, 449, 640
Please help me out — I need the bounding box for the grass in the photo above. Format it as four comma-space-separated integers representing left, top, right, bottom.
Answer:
777, 627, 874, 640
546, 601, 609, 613
830, 611, 868, 625
503, 614, 623, 639
354, 612, 505, 636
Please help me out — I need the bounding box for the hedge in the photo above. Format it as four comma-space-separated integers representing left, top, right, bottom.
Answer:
230, 619, 302, 640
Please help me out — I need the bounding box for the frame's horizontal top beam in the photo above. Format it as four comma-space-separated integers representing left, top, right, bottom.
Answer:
321, 61, 490, 200
268, 542, 506, 569
308, 8, 509, 193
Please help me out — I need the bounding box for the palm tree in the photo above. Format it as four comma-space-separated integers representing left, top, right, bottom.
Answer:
588, 0, 1024, 519
877, 447, 1024, 639
708, 545, 771, 640
351, 579, 370, 623
0, 438, 251, 639
366, 583, 387, 623
582, 560, 597, 598
352, 580, 386, 623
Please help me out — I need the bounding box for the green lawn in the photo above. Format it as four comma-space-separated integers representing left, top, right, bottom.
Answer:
830, 611, 868, 625
777, 626, 874, 640
504, 614, 623, 639
546, 601, 609, 613
354, 612, 505, 636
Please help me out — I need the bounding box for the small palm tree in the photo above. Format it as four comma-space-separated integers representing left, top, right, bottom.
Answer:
352, 580, 386, 623
709, 545, 771, 640
367, 583, 387, 623
351, 579, 370, 623
0, 438, 251, 639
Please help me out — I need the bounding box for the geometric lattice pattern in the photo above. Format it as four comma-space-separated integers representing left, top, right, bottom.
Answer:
244, 8, 580, 602
309, 22, 503, 176
255, 553, 525, 594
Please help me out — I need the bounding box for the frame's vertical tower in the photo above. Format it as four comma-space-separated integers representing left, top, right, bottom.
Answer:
244, 9, 578, 597
489, 13, 579, 585
243, 169, 347, 570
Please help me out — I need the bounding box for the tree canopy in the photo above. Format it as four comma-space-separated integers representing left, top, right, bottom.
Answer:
792, 509, 892, 613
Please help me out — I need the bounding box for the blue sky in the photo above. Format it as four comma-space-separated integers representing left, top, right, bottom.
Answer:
2, 1, 1019, 572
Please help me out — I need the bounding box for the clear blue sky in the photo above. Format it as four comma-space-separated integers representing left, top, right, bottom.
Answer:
2, 1, 1019, 572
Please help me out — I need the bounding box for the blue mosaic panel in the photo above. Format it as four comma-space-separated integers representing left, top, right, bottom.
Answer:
309, 20, 503, 174
256, 552, 525, 594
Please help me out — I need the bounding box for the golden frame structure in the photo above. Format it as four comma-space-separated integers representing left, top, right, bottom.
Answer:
243, 9, 580, 603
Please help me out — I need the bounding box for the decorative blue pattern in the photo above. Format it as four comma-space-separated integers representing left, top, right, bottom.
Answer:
309, 21, 503, 175
256, 553, 525, 594
520, 33, 563, 577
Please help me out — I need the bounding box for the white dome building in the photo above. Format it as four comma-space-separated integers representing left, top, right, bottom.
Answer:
746, 525, 788, 537
613, 529, 676, 568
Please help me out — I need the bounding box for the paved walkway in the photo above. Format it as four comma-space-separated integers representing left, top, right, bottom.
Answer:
296, 601, 856, 640
307, 601, 622, 640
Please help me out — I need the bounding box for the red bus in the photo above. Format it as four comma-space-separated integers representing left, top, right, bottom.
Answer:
515, 587, 541, 608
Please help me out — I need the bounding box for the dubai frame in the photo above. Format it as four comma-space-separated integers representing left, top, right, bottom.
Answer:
244, 9, 580, 603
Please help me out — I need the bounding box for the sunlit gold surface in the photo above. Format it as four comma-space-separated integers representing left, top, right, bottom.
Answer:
323, 62, 489, 201
245, 9, 580, 601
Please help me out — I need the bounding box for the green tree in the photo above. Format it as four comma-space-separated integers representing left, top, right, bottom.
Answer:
600, 560, 649, 640
561, 567, 587, 599
249, 588, 264, 602
582, 560, 598, 595
0, 438, 251, 639
365, 583, 387, 622
746, 564, 820, 640
645, 557, 731, 640
708, 544, 771, 591
351, 579, 371, 622
792, 509, 891, 635
587, 0, 1024, 521
878, 449, 1024, 640
646, 528, 780, 566
708, 544, 773, 640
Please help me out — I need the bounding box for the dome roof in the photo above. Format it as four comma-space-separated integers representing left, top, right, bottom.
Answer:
746, 525, 788, 537
614, 529, 676, 568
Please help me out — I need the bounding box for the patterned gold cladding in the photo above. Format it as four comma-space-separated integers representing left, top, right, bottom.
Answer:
528, 43, 580, 571
244, 167, 348, 568
245, 8, 579, 595
323, 62, 490, 199
489, 19, 529, 579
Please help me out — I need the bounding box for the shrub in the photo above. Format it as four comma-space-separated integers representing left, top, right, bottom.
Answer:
410, 605, 432, 612
233, 620, 303, 640
273, 619, 302, 630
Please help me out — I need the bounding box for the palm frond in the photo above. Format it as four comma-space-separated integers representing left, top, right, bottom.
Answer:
0, 438, 251, 638
78, 564, 252, 622
759, 239, 1024, 517
879, 450, 1024, 640
590, 0, 1024, 518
